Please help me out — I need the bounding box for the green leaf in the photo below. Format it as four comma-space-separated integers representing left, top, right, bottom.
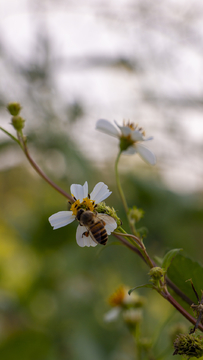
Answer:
154, 256, 163, 267
167, 254, 203, 305
162, 248, 182, 272
128, 283, 153, 295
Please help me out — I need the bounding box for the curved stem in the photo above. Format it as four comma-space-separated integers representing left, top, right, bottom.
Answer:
113, 233, 146, 261
18, 134, 74, 202
115, 231, 154, 268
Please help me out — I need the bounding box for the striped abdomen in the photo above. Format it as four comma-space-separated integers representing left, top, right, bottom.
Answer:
89, 220, 108, 245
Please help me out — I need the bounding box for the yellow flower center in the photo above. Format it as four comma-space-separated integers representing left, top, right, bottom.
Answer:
108, 286, 126, 307
70, 197, 96, 216
123, 120, 145, 136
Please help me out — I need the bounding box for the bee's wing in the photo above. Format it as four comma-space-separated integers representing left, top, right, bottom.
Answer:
97, 214, 117, 235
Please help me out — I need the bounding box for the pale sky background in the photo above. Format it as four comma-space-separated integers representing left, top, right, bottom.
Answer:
0, 0, 203, 193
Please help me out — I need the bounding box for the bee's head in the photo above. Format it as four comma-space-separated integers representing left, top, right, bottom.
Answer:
76, 208, 85, 221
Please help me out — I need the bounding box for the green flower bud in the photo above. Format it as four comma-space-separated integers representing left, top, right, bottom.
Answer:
11, 116, 25, 131
149, 267, 165, 282
96, 202, 122, 227
7, 102, 22, 116
128, 206, 144, 225
173, 333, 203, 358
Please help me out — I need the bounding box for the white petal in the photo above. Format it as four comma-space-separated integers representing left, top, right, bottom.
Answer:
96, 119, 120, 138
97, 214, 117, 235
70, 181, 88, 202
136, 143, 156, 165
144, 136, 153, 141
49, 211, 75, 229
115, 121, 131, 136
104, 307, 121, 322
76, 225, 97, 247
122, 146, 137, 155
131, 130, 145, 141
90, 182, 112, 204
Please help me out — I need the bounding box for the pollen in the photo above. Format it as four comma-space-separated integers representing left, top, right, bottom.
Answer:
70, 200, 81, 215
70, 197, 95, 215
82, 198, 95, 211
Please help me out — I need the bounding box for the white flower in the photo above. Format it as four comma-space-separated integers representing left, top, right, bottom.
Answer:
104, 286, 145, 323
48, 181, 117, 247
96, 119, 156, 165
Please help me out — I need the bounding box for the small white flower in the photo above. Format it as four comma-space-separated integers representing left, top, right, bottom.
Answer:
48, 181, 117, 248
96, 119, 156, 165
104, 286, 145, 323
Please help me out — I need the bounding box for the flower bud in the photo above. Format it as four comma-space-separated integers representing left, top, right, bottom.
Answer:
96, 202, 122, 227
11, 116, 25, 131
7, 102, 22, 116
173, 333, 203, 358
149, 267, 165, 282
128, 206, 144, 225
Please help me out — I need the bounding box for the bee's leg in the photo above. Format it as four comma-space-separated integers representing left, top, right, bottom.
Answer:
82, 231, 89, 238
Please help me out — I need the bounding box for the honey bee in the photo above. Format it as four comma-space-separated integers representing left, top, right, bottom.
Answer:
76, 209, 109, 245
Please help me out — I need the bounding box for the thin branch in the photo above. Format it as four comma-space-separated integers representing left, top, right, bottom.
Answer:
0, 127, 22, 148
115, 232, 154, 268
165, 277, 193, 306
113, 233, 146, 261
164, 292, 203, 332
19, 136, 74, 202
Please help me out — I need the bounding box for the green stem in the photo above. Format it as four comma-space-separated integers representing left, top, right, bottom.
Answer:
134, 322, 142, 360
113, 233, 145, 260
115, 231, 154, 268
115, 151, 138, 236
115, 150, 129, 214
0, 127, 23, 149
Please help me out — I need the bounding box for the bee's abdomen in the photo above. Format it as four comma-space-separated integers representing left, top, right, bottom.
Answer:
90, 222, 108, 245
